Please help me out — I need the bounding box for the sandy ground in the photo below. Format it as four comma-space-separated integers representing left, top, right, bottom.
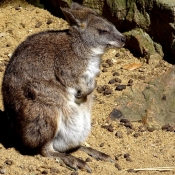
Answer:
0, 0, 175, 175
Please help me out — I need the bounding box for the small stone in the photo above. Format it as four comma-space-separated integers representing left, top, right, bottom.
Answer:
103, 85, 110, 90
71, 171, 78, 175
126, 128, 133, 135
105, 59, 113, 67
109, 108, 123, 121
50, 167, 60, 173
102, 63, 109, 68
127, 169, 135, 172
138, 75, 146, 80
115, 77, 122, 83
115, 53, 120, 57
113, 72, 120, 76
108, 78, 116, 84
167, 126, 174, 132
96, 86, 104, 93
147, 127, 155, 132
128, 79, 133, 84
161, 124, 170, 130
35, 21, 42, 28
41, 170, 48, 174
103, 88, 112, 95
102, 68, 108, 72
114, 156, 119, 161
126, 157, 132, 162
123, 122, 133, 129
99, 143, 104, 147
115, 163, 121, 170
138, 125, 146, 132
133, 132, 140, 138
115, 131, 123, 138
120, 118, 129, 123
107, 124, 114, 132
85, 158, 92, 162
161, 94, 166, 100
115, 85, 126, 91
15, 6, 21, 10
20, 23, 25, 28
5, 160, 13, 165
124, 153, 130, 158
47, 19, 53, 25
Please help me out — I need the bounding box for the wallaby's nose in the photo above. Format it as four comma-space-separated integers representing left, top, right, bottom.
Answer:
120, 36, 126, 43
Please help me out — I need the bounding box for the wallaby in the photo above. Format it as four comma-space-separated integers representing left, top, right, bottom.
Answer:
2, 3, 125, 173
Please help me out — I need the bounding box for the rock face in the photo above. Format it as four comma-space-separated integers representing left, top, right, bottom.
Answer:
38, 0, 175, 63
116, 66, 175, 129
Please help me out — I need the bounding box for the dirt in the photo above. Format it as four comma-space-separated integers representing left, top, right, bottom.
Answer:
0, 0, 175, 175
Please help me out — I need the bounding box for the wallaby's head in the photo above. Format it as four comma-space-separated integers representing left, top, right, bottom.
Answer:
61, 3, 125, 52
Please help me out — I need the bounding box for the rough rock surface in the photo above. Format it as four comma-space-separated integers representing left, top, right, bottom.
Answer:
37, 0, 175, 62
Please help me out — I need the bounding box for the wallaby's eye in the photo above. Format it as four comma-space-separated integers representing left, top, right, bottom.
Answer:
98, 29, 108, 35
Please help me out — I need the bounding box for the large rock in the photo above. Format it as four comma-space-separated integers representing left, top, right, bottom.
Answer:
38, 0, 175, 63
115, 65, 175, 129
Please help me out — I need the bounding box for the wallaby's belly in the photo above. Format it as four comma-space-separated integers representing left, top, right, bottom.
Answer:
53, 100, 91, 152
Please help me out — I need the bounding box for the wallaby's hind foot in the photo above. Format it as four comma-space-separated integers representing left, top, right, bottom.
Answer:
80, 146, 114, 162
41, 146, 92, 173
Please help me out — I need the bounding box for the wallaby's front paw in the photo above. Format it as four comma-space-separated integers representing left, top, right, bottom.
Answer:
80, 146, 114, 163
60, 153, 92, 173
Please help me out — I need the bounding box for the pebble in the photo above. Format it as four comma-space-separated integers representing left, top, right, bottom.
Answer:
105, 59, 113, 67
96, 86, 104, 93
113, 72, 120, 76
147, 127, 155, 132
123, 122, 133, 129
138, 75, 146, 80
161, 94, 166, 100
85, 158, 92, 162
115, 131, 123, 138
120, 118, 129, 123
71, 171, 78, 175
15, 6, 21, 10
126, 157, 133, 162
35, 21, 42, 28
102, 68, 108, 72
103, 88, 112, 95
41, 170, 48, 174
115, 53, 120, 57
126, 128, 134, 135
50, 167, 60, 173
133, 132, 140, 138
47, 19, 53, 25
115, 85, 126, 91
108, 78, 116, 84
107, 124, 114, 132
109, 108, 123, 121
138, 125, 146, 132
115, 163, 121, 170
102, 63, 109, 68
128, 79, 133, 84
20, 23, 25, 28
161, 124, 174, 131
99, 143, 104, 147
4, 160, 13, 165
124, 153, 130, 158
115, 77, 122, 83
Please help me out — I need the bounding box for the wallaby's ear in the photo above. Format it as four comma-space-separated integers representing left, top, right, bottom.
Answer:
61, 7, 88, 30
61, 7, 79, 26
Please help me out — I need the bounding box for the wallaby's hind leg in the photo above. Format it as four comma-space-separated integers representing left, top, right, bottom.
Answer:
41, 144, 92, 173
80, 146, 114, 162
